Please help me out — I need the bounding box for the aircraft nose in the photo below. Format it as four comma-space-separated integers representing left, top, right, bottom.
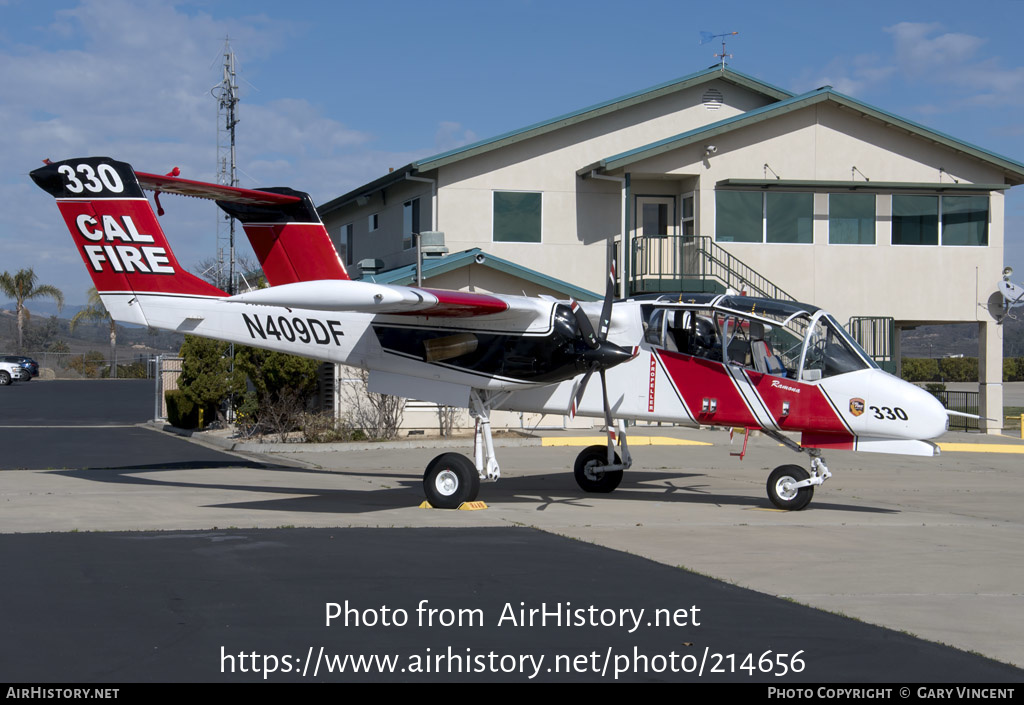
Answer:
904, 379, 949, 439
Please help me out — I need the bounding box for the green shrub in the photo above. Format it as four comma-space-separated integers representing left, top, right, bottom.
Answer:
165, 389, 197, 429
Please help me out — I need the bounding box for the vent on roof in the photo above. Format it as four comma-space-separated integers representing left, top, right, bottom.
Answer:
702, 88, 723, 110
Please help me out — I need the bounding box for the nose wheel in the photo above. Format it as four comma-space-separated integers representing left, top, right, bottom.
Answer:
573, 445, 624, 493
766, 464, 814, 510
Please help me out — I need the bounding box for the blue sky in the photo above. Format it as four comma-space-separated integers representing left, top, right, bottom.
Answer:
3, 0, 1024, 305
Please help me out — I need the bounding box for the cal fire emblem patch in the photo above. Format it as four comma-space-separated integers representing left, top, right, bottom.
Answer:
849, 398, 866, 417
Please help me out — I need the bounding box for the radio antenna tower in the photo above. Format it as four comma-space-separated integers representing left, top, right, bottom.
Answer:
213, 37, 240, 294
699, 31, 739, 69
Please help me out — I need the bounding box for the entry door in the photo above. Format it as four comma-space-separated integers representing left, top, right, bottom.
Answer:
634, 196, 677, 279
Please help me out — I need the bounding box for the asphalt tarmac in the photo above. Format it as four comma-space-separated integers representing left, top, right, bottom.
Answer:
1, 380, 1023, 683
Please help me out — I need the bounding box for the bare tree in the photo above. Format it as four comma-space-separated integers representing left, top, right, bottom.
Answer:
437, 405, 459, 437
339, 367, 406, 440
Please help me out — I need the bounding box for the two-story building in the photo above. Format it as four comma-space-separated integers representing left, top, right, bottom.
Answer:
318, 65, 1024, 431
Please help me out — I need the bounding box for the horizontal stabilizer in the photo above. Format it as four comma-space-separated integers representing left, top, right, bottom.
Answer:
135, 171, 303, 206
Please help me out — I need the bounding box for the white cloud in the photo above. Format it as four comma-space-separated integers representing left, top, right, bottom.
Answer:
882, 22, 1024, 110
884, 22, 986, 76
434, 121, 479, 152
793, 53, 896, 97
0, 0, 433, 304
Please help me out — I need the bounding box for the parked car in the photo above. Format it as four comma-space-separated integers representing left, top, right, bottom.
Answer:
2, 355, 38, 380
0, 360, 28, 385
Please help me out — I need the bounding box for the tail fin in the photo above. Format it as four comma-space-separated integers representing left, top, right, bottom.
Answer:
31, 157, 229, 313
216, 189, 350, 287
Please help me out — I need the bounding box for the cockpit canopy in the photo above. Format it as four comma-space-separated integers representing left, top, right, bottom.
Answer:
641, 294, 877, 381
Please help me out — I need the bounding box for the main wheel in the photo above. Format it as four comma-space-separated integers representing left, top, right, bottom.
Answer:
0, 371, 10, 386
766, 464, 813, 510
573, 444, 623, 493
423, 453, 480, 509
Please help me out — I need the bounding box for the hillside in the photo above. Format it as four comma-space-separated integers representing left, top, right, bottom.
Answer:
900, 315, 1024, 358
0, 307, 183, 362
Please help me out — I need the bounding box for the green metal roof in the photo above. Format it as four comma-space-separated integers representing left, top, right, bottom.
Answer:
363, 248, 600, 301
412, 66, 791, 172
593, 87, 1024, 183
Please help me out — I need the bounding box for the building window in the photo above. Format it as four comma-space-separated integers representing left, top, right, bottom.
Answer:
829, 193, 875, 245
765, 192, 812, 243
493, 191, 541, 243
941, 195, 988, 246
338, 223, 353, 266
368, 213, 379, 232
892, 195, 937, 245
715, 191, 812, 243
715, 191, 762, 242
403, 199, 420, 250
681, 194, 695, 237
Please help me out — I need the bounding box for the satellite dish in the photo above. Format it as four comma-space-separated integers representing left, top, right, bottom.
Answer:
990, 278, 1024, 323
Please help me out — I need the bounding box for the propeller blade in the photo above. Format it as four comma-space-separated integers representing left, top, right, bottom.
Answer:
570, 299, 599, 349
569, 364, 597, 419
598, 249, 616, 341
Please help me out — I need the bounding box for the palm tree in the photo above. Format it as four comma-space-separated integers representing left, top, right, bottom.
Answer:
0, 268, 64, 352
70, 287, 118, 378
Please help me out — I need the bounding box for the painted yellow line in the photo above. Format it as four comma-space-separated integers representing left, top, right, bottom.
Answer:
541, 436, 712, 447
937, 443, 1024, 454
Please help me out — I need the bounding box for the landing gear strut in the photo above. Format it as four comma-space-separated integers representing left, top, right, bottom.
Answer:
762, 432, 833, 511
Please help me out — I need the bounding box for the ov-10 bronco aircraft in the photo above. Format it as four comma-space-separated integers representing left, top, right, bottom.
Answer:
32, 156, 951, 511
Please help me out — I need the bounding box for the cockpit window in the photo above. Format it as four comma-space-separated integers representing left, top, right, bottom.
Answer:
641, 299, 874, 382
801, 315, 872, 380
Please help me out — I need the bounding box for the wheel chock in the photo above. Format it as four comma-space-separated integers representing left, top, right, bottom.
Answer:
418, 500, 489, 510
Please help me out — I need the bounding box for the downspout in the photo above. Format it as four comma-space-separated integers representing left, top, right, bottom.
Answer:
405, 173, 437, 288
588, 170, 629, 298
405, 174, 437, 231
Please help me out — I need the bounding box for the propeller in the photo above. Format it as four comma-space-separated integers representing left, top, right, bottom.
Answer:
568, 246, 638, 461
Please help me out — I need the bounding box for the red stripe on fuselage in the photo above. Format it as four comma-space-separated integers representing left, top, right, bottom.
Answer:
800, 432, 856, 451
656, 349, 856, 437
655, 350, 758, 427
746, 370, 851, 435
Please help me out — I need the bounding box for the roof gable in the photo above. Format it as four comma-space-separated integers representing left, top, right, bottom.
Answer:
591, 87, 1024, 183
413, 66, 792, 172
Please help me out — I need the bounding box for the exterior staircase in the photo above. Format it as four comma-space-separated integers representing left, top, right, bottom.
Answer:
628, 234, 896, 372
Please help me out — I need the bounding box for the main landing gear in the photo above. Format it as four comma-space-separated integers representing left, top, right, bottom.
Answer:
421, 391, 636, 508
422, 390, 508, 509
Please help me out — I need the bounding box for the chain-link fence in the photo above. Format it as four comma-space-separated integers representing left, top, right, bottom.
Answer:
8, 351, 164, 380
153, 356, 183, 420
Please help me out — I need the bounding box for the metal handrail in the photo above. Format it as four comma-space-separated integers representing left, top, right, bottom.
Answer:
630, 234, 797, 301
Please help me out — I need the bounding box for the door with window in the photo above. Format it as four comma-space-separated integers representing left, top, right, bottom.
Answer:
634, 196, 676, 280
